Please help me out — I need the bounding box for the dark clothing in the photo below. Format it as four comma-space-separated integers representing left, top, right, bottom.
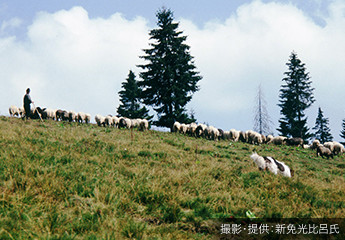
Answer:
24, 93, 32, 108
23, 93, 32, 119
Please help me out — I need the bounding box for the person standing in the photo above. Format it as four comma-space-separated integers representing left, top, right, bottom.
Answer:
23, 88, 33, 119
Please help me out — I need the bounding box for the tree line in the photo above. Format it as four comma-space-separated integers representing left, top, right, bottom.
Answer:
254, 51, 343, 143
115, 8, 345, 143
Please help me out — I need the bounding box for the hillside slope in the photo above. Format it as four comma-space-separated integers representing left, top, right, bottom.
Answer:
0, 116, 345, 239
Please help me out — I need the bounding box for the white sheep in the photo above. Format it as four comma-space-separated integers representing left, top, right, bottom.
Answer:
316, 145, 333, 159
247, 130, 262, 145
332, 141, 345, 155
246, 130, 255, 144
195, 123, 207, 138
104, 115, 113, 127
324, 142, 334, 153
119, 117, 132, 129
45, 108, 57, 120
223, 131, 231, 140
124, 118, 132, 129
85, 113, 91, 124
302, 144, 311, 149
229, 129, 240, 142
18, 107, 24, 117
187, 123, 197, 137
172, 122, 181, 133
261, 134, 267, 144
253, 132, 263, 145
131, 119, 141, 129
139, 119, 149, 131
204, 126, 212, 140
77, 112, 86, 123
112, 116, 119, 128
179, 123, 188, 134
270, 136, 287, 145
239, 131, 248, 143
63, 111, 69, 121
311, 139, 321, 149
217, 128, 224, 140
205, 126, 219, 141
95, 114, 105, 127
266, 135, 274, 144
9, 105, 20, 117
285, 137, 304, 147
68, 111, 77, 122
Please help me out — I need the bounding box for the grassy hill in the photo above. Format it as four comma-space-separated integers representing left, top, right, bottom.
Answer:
0, 116, 345, 239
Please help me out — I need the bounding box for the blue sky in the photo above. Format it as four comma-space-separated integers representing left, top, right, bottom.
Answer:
0, 0, 334, 34
1, 0, 345, 141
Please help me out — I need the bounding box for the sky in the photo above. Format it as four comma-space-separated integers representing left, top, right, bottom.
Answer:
1, 0, 345, 142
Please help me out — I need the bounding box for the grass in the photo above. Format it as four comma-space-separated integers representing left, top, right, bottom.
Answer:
0, 116, 345, 239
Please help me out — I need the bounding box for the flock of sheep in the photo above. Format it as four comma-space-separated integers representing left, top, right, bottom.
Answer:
8, 105, 149, 131
173, 121, 345, 157
8, 105, 345, 158
312, 139, 345, 159
8, 105, 24, 118
173, 121, 294, 145
94, 114, 149, 131
9, 105, 92, 123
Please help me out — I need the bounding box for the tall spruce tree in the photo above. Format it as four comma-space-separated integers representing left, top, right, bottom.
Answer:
340, 119, 345, 142
277, 52, 315, 140
117, 70, 152, 119
312, 107, 333, 143
138, 8, 201, 130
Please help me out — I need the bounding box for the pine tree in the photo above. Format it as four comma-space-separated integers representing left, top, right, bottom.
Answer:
340, 119, 345, 142
312, 107, 333, 143
138, 8, 202, 130
253, 85, 273, 135
277, 52, 315, 140
117, 70, 152, 119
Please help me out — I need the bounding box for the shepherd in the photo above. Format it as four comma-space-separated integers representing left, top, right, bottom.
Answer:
23, 88, 34, 120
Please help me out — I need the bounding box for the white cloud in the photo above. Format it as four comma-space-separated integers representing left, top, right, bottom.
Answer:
1, 1, 345, 141
0, 17, 22, 33
0, 6, 150, 116
180, 0, 345, 140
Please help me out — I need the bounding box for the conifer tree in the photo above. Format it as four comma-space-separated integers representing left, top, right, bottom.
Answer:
253, 85, 273, 135
138, 8, 201, 130
312, 107, 333, 143
277, 52, 315, 140
117, 70, 152, 119
340, 119, 345, 142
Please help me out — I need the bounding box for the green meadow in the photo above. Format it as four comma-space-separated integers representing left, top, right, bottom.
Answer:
0, 116, 344, 239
